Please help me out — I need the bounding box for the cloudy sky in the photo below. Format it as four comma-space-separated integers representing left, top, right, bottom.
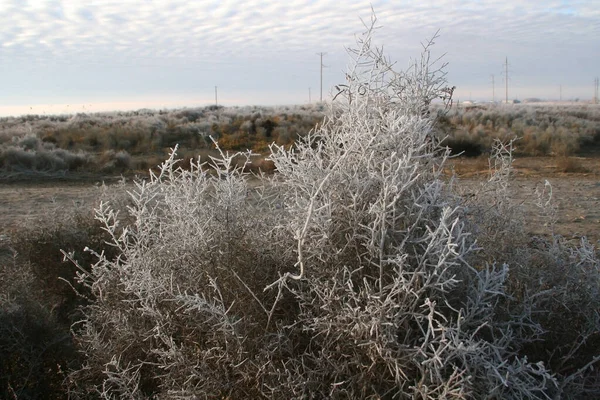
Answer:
1, 0, 599, 116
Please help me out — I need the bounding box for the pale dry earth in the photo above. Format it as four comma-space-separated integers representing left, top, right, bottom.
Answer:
0, 181, 107, 232
0, 157, 598, 243
455, 175, 600, 242
451, 156, 600, 242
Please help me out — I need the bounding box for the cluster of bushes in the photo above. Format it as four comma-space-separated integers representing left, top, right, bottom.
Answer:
0, 105, 325, 177
2, 17, 599, 398
0, 132, 137, 178
2, 99, 599, 180
0, 133, 89, 173
436, 103, 600, 157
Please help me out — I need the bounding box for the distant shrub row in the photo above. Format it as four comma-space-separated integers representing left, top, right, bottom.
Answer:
436, 104, 600, 157
0, 133, 133, 177
0, 106, 325, 153
0, 104, 325, 178
2, 97, 600, 179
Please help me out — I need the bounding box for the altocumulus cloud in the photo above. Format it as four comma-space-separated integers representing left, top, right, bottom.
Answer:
1, 0, 599, 114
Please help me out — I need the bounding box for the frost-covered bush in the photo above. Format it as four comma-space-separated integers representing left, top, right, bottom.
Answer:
64, 143, 287, 398
436, 103, 600, 157
260, 16, 564, 399
66, 12, 599, 399
0, 134, 89, 173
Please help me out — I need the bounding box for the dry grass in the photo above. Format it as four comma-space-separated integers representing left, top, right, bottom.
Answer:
556, 156, 589, 173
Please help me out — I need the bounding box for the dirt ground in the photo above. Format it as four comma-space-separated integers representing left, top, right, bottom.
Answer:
0, 156, 598, 243
0, 180, 108, 233
449, 156, 600, 242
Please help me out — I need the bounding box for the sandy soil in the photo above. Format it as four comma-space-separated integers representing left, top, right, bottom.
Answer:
1, 157, 598, 242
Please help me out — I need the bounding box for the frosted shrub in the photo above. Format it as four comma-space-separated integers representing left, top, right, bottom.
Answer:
0, 131, 90, 175
64, 143, 287, 398
462, 138, 600, 397
67, 11, 599, 399
261, 15, 560, 399
460, 139, 529, 265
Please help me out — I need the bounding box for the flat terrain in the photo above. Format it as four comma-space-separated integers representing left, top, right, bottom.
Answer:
1, 156, 598, 242
0, 181, 106, 232
450, 156, 600, 242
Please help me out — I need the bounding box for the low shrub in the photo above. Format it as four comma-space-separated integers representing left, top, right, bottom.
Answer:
1, 207, 118, 399
0, 136, 90, 174
97, 149, 132, 173
441, 136, 485, 157
556, 156, 588, 173
0, 294, 76, 400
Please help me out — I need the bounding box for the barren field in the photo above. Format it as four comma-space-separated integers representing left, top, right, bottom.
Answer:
1, 156, 599, 242
451, 156, 600, 242
0, 181, 106, 232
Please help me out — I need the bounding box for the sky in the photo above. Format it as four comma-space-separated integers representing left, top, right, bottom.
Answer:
1, 0, 599, 116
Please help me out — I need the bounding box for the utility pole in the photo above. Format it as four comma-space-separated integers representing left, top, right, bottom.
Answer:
317, 52, 327, 102
504, 57, 509, 104
491, 74, 495, 102
215, 86, 218, 107
595, 77, 599, 104
309, 87, 312, 104
559, 84, 562, 102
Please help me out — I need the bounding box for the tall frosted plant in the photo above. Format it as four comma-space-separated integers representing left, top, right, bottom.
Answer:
268, 16, 454, 288
264, 13, 557, 398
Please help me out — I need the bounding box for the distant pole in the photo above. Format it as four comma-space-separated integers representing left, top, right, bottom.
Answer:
595, 77, 599, 104
504, 57, 509, 104
215, 86, 218, 106
317, 52, 327, 102
560, 84, 562, 101
491, 74, 495, 102
309, 87, 312, 104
